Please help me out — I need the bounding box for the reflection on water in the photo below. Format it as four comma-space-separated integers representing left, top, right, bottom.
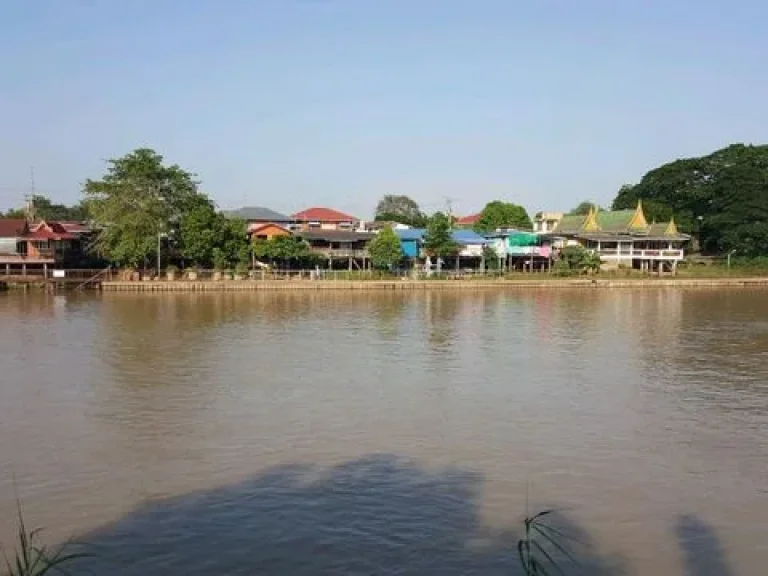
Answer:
1, 289, 767, 575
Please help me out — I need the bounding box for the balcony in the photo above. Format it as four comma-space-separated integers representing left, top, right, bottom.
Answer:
597, 249, 684, 260
308, 248, 369, 259
0, 250, 56, 264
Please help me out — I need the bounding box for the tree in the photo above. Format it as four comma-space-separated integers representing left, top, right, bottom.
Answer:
611, 143, 768, 255
83, 148, 204, 267
473, 201, 532, 233
367, 226, 403, 269
423, 212, 459, 259
559, 245, 601, 274
569, 201, 599, 215
374, 195, 426, 227
252, 235, 315, 267
179, 197, 219, 266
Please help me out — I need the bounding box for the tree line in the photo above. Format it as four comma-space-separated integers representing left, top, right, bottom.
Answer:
566, 143, 768, 257
4, 142, 763, 270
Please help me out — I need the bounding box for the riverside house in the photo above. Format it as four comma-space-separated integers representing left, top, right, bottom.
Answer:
291, 207, 360, 231
537, 202, 690, 272
0, 218, 91, 274
485, 229, 553, 271
294, 229, 375, 269
395, 228, 490, 268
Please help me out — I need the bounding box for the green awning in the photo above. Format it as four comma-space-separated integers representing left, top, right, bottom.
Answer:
506, 232, 539, 247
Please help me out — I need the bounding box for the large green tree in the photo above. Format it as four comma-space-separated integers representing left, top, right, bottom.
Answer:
367, 226, 403, 269
473, 201, 532, 233
612, 143, 768, 255
83, 148, 206, 267
252, 235, 315, 267
374, 195, 427, 227
423, 212, 459, 258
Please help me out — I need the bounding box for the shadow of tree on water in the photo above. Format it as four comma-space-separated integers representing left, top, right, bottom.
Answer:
69, 455, 622, 575
675, 514, 734, 576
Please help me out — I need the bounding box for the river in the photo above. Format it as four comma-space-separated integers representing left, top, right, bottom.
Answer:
0, 289, 766, 575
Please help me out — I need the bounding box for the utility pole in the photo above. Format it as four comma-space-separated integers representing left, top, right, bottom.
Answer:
24, 166, 36, 222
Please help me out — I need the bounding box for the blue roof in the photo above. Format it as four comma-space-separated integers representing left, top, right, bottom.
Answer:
395, 228, 488, 245
451, 229, 490, 245
395, 228, 426, 241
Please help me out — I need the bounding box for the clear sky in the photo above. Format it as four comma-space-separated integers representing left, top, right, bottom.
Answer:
1, 0, 766, 219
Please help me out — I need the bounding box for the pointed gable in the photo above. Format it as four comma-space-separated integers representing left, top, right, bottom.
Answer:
648, 217, 681, 237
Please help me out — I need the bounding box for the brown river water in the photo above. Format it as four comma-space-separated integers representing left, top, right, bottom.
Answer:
0, 289, 766, 575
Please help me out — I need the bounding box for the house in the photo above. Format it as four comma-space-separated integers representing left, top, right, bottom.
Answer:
533, 212, 564, 233
394, 228, 490, 266
454, 213, 481, 228
224, 206, 293, 225
451, 229, 490, 258
292, 207, 360, 231
248, 222, 292, 241
294, 229, 375, 268
0, 218, 90, 273
544, 202, 689, 272
396, 228, 426, 259
484, 229, 553, 271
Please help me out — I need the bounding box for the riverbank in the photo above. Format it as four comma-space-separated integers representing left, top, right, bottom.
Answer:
100, 277, 768, 291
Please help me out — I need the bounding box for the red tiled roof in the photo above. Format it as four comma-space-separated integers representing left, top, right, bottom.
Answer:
292, 207, 359, 222
0, 219, 28, 238
455, 213, 481, 225
58, 221, 91, 234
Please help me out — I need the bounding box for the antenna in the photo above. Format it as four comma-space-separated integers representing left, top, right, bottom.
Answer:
24, 167, 36, 222
443, 196, 458, 227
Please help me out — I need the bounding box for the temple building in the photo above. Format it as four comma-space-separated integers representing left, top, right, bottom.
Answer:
537, 202, 690, 273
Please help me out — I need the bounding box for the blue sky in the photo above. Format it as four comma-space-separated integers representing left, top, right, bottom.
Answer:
1, 0, 766, 218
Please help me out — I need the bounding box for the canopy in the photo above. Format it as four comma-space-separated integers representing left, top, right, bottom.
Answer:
506, 231, 539, 247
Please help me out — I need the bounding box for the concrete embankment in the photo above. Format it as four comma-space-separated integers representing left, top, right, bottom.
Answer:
100, 277, 768, 291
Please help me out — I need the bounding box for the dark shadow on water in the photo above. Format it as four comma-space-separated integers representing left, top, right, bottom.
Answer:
70, 455, 622, 575
675, 514, 734, 576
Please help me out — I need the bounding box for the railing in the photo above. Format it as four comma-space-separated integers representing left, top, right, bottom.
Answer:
74, 267, 115, 291
307, 249, 370, 258
597, 249, 684, 259
0, 253, 56, 263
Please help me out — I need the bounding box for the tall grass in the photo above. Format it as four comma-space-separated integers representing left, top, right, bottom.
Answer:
518, 510, 580, 575
1, 501, 86, 576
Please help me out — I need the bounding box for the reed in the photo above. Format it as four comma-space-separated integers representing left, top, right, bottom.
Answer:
1, 501, 86, 576
518, 510, 581, 575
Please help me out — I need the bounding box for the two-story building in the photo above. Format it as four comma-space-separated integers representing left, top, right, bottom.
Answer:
0, 218, 91, 274
539, 202, 689, 272
292, 207, 360, 231
293, 229, 375, 269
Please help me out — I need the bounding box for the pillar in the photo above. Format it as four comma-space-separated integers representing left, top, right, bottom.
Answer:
22, 263, 26, 276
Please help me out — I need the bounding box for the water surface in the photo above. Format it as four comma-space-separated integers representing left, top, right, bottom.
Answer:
0, 289, 766, 574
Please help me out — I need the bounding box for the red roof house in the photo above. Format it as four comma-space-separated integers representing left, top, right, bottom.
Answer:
454, 213, 481, 227
291, 207, 360, 230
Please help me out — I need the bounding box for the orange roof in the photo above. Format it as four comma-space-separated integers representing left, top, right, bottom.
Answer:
248, 222, 291, 234
292, 207, 359, 222
455, 213, 481, 225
